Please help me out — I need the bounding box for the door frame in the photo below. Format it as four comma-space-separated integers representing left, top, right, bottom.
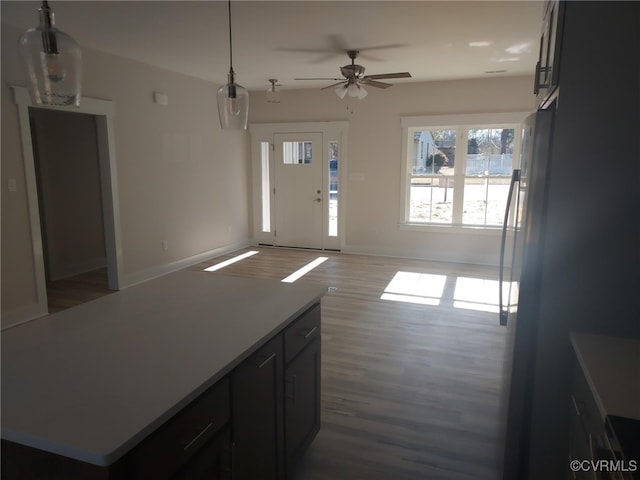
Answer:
12, 86, 123, 319
249, 122, 348, 251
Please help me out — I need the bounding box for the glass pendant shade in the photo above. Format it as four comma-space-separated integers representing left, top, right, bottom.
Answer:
19, 2, 82, 107
335, 82, 367, 100
217, 71, 249, 130
335, 85, 348, 99
266, 79, 281, 103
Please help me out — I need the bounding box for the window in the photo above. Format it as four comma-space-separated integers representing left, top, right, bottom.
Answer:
401, 113, 526, 230
260, 142, 271, 232
282, 141, 312, 164
328, 141, 339, 237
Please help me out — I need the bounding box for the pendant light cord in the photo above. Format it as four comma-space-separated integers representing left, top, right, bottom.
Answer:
227, 0, 234, 73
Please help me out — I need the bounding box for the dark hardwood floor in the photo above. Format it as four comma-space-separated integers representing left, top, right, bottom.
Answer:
46, 267, 112, 314
47, 247, 507, 479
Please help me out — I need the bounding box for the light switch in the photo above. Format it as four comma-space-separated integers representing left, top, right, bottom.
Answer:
8, 179, 17, 192
153, 91, 168, 106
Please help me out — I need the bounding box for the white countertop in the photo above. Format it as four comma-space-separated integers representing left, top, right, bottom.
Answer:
1, 271, 326, 466
570, 332, 640, 421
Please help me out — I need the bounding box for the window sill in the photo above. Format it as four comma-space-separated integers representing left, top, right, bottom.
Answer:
398, 222, 506, 236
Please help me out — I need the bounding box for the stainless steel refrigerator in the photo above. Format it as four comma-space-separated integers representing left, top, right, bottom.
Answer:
498, 109, 555, 480
497, 3, 639, 478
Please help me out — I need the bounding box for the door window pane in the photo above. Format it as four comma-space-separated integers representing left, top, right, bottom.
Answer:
328, 142, 338, 237
260, 142, 271, 232
283, 141, 312, 164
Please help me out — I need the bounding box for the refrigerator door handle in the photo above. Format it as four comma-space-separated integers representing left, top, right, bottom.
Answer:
499, 169, 521, 326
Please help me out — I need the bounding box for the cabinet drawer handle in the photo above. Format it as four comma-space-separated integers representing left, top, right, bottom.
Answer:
286, 375, 297, 401
258, 353, 277, 369
571, 394, 581, 416
183, 422, 213, 451
534, 61, 541, 94
303, 326, 318, 339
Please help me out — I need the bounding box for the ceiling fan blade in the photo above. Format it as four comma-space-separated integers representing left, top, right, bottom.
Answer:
321, 82, 347, 90
294, 77, 344, 81
361, 79, 392, 89
279, 36, 408, 63
364, 72, 412, 80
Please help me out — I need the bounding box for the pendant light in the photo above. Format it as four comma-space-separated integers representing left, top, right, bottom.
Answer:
19, 1, 82, 107
217, 0, 248, 130
266, 79, 281, 103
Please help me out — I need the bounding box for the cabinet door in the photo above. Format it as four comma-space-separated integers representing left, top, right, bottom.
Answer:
535, 0, 565, 107
231, 335, 285, 480
285, 337, 320, 479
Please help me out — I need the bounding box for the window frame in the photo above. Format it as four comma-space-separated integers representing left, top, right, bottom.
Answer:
399, 112, 530, 234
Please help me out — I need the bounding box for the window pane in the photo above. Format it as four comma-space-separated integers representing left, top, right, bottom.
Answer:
411, 129, 456, 175
409, 177, 454, 224
466, 128, 514, 176
328, 142, 338, 237
462, 177, 511, 225
260, 142, 271, 232
283, 141, 313, 164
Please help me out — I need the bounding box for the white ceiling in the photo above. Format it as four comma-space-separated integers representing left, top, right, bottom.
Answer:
1, 1, 543, 91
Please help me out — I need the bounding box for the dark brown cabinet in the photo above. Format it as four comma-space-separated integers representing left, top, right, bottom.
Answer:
534, 0, 565, 108
128, 377, 230, 480
171, 428, 231, 480
285, 337, 320, 478
568, 361, 604, 480
284, 304, 321, 479
231, 334, 285, 480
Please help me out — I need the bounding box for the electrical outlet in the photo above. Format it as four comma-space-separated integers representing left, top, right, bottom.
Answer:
162, 240, 169, 251
8, 179, 17, 192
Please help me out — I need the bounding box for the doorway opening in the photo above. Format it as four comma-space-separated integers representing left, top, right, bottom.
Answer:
29, 108, 112, 313
12, 86, 123, 323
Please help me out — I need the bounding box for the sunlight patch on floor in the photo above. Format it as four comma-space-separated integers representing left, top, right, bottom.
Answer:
453, 276, 509, 313
380, 271, 446, 306
281, 257, 329, 283
203, 250, 259, 272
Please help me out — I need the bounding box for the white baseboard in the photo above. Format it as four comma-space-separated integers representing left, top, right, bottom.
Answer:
341, 244, 499, 267
120, 240, 253, 288
48, 257, 108, 281
1, 302, 48, 331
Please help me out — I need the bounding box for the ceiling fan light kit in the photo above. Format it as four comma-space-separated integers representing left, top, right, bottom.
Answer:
296, 49, 411, 100
217, 0, 249, 130
336, 81, 368, 99
19, 0, 82, 107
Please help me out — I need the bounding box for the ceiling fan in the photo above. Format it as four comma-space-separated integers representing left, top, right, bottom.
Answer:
294, 50, 412, 99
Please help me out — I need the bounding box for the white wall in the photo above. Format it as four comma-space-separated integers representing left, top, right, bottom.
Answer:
249, 76, 536, 264
1, 23, 251, 323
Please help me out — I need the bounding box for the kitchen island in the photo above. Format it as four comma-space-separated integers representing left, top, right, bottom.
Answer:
1, 270, 326, 479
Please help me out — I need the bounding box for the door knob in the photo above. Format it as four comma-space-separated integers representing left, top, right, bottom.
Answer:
314, 198, 322, 203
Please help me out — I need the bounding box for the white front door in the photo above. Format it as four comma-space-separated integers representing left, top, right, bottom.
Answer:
274, 133, 323, 248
